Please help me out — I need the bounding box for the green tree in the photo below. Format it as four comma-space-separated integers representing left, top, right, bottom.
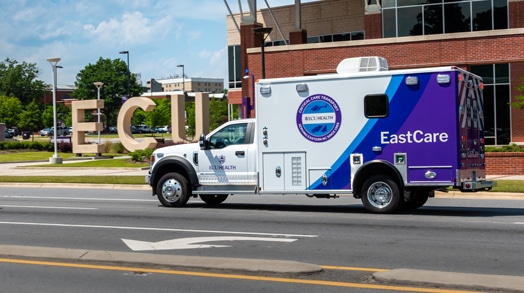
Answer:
147, 98, 171, 129
185, 97, 229, 138
0, 58, 46, 105
510, 76, 524, 110
41, 106, 53, 128
17, 100, 43, 139
0, 95, 23, 127
209, 98, 228, 130
73, 57, 143, 127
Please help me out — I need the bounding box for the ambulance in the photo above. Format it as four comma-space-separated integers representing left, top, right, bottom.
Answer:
146, 57, 495, 213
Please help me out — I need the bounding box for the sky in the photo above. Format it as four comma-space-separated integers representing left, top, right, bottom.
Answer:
0, 0, 316, 88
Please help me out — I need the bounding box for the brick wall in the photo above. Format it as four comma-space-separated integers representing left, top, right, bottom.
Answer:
486, 152, 524, 175
510, 1, 524, 28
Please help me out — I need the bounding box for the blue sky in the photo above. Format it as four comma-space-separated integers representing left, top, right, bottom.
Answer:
0, 0, 314, 88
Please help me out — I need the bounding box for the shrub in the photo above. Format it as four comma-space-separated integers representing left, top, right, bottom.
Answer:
485, 143, 524, 152
110, 142, 127, 154
0, 141, 53, 151
130, 148, 154, 162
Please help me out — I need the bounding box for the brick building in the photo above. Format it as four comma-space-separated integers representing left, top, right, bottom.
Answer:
226, 0, 524, 145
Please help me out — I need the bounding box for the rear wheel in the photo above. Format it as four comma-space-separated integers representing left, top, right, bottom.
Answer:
361, 175, 402, 214
156, 172, 191, 207
199, 194, 228, 205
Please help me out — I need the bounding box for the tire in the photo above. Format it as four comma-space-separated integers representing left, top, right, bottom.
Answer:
403, 191, 429, 210
199, 194, 228, 205
361, 175, 402, 213
156, 172, 191, 207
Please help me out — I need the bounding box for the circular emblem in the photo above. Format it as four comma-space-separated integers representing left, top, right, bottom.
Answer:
296, 94, 341, 142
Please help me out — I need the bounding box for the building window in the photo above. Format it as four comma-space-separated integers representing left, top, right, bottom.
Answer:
382, 0, 508, 38
470, 64, 510, 145
228, 45, 242, 89
307, 31, 365, 44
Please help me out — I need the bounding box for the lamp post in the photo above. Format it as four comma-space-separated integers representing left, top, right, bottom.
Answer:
252, 27, 273, 79
46, 57, 62, 164
177, 64, 185, 93
119, 50, 130, 99
93, 82, 104, 157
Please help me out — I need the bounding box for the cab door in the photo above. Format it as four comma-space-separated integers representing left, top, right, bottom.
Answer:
197, 122, 257, 189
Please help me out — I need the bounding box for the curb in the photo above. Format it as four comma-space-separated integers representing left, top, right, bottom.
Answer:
374, 269, 524, 292
0, 245, 322, 275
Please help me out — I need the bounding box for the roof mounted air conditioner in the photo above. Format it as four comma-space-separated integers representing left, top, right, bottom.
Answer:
336, 57, 388, 74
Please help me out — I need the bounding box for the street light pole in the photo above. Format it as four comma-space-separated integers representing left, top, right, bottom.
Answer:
177, 64, 185, 93
252, 27, 273, 79
119, 50, 130, 99
94, 82, 104, 157
46, 57, 63, 164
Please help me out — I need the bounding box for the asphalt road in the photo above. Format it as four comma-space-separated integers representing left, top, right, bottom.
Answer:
0, 187, 523, 292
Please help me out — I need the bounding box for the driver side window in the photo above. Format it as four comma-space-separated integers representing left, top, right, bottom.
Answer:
209, 123, 247, 149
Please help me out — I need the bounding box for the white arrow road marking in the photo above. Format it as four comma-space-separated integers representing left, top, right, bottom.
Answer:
122, 236, 298, 251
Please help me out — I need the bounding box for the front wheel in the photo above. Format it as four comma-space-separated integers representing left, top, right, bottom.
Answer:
361, 175, 402, 214
156, 172, 191, 207
199, 194, 228, 205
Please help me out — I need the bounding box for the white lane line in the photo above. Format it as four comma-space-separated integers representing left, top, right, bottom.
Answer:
0, 195, 155, 202
0, 205, 97, 210
0, 221, 318, 238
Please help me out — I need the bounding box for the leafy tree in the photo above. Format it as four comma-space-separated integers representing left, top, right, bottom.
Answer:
185, 97, 229, 138
41, 106, 53, 128
510, 76, 524, 110
18, 100, 43, 139
209, 98, 228, 130
73, 57, 143, 127
148, 98, 171, 129
0, 95, 23, 127
0, 58, 46, 105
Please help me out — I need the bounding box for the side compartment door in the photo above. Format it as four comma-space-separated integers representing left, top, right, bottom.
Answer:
262, 152, 306, 192
197, 123, 257, 190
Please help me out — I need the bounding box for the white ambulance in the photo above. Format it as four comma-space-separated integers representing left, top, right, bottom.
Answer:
146, 57, 495, 213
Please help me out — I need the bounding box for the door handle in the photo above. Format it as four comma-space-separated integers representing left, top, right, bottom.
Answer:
235, 151, 245, 156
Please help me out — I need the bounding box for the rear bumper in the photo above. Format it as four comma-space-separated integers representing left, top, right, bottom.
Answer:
461, 180, 497, 191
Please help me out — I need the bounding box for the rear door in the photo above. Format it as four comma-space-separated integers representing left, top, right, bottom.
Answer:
458, 71, 486, 180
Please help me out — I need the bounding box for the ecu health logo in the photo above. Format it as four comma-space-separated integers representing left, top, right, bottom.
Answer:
296, 94, 342, 142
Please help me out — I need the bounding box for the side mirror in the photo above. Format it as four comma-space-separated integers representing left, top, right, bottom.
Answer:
199, 133, 210, 150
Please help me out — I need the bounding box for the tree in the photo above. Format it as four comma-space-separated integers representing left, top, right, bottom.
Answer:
148, 98, 171, 129
0, 95, 23, 127
41, 104, 69, 128
73, 57, 143, 127
0, 58, 46, 105
17, 100, 43, 139
510, 76, 524, 110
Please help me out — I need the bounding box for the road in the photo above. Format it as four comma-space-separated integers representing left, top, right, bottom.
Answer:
0, 186, 523, 292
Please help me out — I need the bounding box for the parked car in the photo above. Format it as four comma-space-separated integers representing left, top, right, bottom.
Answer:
136, 125, 152, 133
5, 130, 13, 138
41, 126, 69, 137
155, 125, 171, 133
39, 127, 52, 136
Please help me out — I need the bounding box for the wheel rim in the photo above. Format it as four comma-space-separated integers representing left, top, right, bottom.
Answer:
161, 178, 183, 203
366, 181, 393, 208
